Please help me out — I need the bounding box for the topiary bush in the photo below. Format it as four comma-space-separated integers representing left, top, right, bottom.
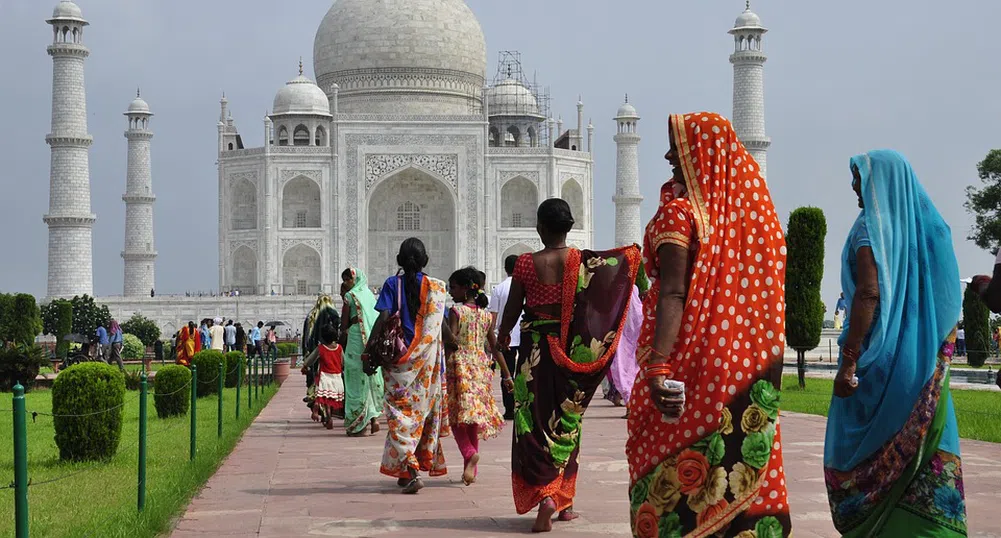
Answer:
0, 344, 47, 392
122, 334, 145, 360
153, 365, 191, 418
52, 362, 125, 461
0, 294, 43, 347
785, 207, 827, 389
42, 300, 74, 360
190, 350, 225, 397
275, 342, 298, 358
223, 351, 246, 388
963, 285, 991, 367
121, 313, 161, 347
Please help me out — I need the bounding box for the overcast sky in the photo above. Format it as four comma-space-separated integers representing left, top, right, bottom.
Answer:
1, 0, 999, 307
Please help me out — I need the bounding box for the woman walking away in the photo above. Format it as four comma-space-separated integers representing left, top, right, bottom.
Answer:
176, 321, 200, 367
626, 113, 790, 537
446, 267, 514, 486
497, 199, 640, 532
300, 310, 345, 430
107, 319, 125, 371
367, 238, 449, 494
340, 268, 384, 436
825, 150, 966, 536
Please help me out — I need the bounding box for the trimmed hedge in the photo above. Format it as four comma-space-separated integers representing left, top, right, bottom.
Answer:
963, 285, 991, 367
785, 207, 827, 389
153, 365, 191, 418
43, 300, 74, 360
275, 342, 298, 358
52, 362, 125, 461
0, 344, 47, 392
224, 351, 246, 388
190, 350, 225, 397
0, 294, 43, 347
122, 333, 145, 360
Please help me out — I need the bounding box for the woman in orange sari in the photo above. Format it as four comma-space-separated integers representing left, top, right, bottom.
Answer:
176, 321, 200, 367
626, 113, 791, 537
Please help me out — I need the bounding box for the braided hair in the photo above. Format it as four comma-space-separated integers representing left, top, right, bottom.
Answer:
449, 266, 489, 309
397, 238, 429, 317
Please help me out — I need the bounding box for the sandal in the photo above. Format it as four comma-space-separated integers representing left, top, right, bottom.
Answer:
370, 418, 380, 434
401, 477, 424, 494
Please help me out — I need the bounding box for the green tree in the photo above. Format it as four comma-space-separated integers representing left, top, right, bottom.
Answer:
963, 285, 991, 367
965, 149, 1001, 252
121, 313, 161, 347
41, 300, 74, 359
69, 295, 111, 337
784, 207, 827, 388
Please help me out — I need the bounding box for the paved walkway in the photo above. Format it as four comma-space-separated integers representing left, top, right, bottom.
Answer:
172, 380, 1001, 537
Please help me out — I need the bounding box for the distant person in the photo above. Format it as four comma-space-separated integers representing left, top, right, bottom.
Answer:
488, 254, 521, 420
234, 323, 247, 355
250, 321, 264, 359
224, 320, 236, 352
834, 292, 847, 330
107, 320, 125, 371
177, 321, 200, 367
300, 311, 344, 429
95, 323, 109, 362
199, 319, 211, 349
956, 325, 966, 356
210, 317, 225, 351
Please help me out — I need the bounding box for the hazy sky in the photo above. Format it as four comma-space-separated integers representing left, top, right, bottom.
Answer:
1, 0, 999, 307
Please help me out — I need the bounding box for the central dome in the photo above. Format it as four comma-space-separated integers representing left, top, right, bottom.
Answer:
313, 0, 487, 115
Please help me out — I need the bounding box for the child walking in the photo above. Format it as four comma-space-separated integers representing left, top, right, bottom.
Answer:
300, 311, 345, 430
446, 267, 515, 486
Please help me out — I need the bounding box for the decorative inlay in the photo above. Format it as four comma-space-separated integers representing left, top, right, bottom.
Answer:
228, 171, 258, 184
365, 154, 458, 192
229, 240, 258, 257
499, 238, 541, 252
499, 171, 539, 186
280, 238, 323, 255
280, 169, 322, 187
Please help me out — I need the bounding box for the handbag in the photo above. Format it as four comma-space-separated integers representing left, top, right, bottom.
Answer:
363, 275, 408, 374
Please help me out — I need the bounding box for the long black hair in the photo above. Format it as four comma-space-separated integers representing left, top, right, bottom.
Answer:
397, 238, 429, 317
315, 308, 340, 346
449, 266, 489, 309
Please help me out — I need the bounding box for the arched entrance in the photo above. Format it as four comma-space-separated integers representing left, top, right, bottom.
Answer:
232, 246, 258, 295
282, 244, 321, 295
368, 167, 455, 282
561, 179, 585, 230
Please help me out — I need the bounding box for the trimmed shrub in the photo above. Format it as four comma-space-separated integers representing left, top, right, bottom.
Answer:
0, 294, 42, 347
190, 350, 225, 397
42, 300, 74, 360
276, 342, 298, 358
153, 365, 191, 418
785, 207, 827, 389
121, 313, 161, 347
963, 285, 991, 367
0, 344, 48, 392
52, 362, 125, 461
122, 334, 145, 360
224, 351, 246, 388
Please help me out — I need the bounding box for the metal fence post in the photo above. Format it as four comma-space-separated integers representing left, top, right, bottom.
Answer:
190, 365, 197, 461
217, 361, 224, 438
246, 357, 251, 410
13, 383, 29, 538
254, 355, 259, 402
138, 372, 148, 511
236, 357, 242, 420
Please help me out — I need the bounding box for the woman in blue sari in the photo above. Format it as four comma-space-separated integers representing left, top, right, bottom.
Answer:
825, 150, 967, 537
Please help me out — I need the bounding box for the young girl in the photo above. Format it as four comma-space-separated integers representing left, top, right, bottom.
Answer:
300, 312, 345, 430
446, 267, 515, 486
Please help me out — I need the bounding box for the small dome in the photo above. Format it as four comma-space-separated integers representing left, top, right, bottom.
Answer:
487, 79, 541, 117
128, 96, 150, 114
272, 74, 331, 116
616, 103, 638, 118
50, 1, 86, 22
734, 6, 762, 29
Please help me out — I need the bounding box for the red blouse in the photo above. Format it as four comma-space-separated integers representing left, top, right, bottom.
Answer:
512, 253, 563, 308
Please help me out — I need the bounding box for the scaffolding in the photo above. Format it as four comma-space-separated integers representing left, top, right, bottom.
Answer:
486, 51, 552, 147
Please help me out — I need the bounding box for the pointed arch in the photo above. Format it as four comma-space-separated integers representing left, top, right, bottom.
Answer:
500, 176, 538, 228
232, 246, 258, 295
560, 179, 584, 230
231, 179, 257, 231
282, 176, 321, 228
282, 244, 321, 295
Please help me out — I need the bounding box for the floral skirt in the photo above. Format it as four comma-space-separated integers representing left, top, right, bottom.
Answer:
446, 348, 504, 439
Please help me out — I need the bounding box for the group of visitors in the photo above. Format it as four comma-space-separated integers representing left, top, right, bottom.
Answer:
276, 110, 979, 537
173, 318, 273, 367
94, 320, 125, 371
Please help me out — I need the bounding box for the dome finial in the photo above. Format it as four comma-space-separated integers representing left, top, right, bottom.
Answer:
298, 57, 303, 76
136, 87, 141, 98
746, 0, 751, 10
625, 93, 629, 103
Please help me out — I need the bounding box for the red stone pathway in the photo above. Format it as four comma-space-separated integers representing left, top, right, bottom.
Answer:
172, 380, 1001, 537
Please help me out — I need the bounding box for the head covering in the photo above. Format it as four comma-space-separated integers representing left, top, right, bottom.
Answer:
825, 150, 961, 470
344, 268, 379, 341
213, 317, 223, 324
109, 320, 121, 334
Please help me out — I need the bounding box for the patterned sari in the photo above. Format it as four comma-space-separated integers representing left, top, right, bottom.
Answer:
626, 113, 790, 537
825, 150, 966, 537
512, 246, 641, 514
379, 276, 449, 479
342, 269, 384, 435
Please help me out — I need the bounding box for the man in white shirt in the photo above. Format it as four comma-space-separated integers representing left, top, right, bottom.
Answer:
490, 255, 522, 420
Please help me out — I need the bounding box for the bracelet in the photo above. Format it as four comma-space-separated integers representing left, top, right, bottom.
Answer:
842, 346, 860, 363
643, 364, 674, 378
649, 348, 672, 362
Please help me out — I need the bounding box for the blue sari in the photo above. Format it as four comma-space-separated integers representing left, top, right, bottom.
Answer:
825, 150, 966, 537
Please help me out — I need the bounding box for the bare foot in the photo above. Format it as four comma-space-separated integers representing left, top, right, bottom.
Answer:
402, 477, 424, 494
532, 497, 557, 533
397, 477, 409, 487
558, 508, 579, 522
462, 453, 480, 486
370, 418, 380, 434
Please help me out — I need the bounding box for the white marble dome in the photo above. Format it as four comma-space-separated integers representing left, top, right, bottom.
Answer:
49, 0, 86, 23
487, 79, 541, 117
734, 8, 762, 29
313, 0, 487, 115
128, 96, 150, 114
616, 102, 638, 119
273, 75, 331, 116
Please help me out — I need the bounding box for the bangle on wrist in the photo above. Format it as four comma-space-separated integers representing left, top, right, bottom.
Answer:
842, 346, 860, 363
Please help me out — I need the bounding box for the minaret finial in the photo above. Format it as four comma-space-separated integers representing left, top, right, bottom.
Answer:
136, 87, 141, 98
299, 57, 303, 76
746, 0, 751, 10
625, 93, 629, 103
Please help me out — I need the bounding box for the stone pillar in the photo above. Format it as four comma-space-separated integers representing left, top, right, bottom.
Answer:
613, 98, 643, 248
122, 93, 157, 296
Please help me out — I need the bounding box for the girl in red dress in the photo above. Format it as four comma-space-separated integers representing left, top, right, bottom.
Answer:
301, 314, 345, 430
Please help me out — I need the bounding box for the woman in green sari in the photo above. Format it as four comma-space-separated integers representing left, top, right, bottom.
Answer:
340, 267, 384, 436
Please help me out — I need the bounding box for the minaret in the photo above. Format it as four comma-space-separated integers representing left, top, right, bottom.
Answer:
122, 90, 156, 296
729, 1, 770, 178
613, 96, 643, 248
44, 1, 95, 298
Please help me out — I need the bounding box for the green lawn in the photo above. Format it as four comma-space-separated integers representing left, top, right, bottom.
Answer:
0, 382, 278, 537
781, 375, 1001, 443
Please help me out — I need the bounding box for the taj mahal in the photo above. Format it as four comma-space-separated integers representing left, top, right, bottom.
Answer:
40, 0, 770, 331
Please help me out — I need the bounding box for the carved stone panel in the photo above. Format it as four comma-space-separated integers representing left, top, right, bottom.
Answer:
365, 154, 458, 192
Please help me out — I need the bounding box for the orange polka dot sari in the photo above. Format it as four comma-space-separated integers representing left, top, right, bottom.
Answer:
626, 113, 791, 537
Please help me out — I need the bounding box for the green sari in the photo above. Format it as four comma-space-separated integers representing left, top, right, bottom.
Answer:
342, 268, 384, 434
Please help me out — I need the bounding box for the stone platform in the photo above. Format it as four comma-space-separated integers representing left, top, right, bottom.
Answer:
171, 379, 1001, 537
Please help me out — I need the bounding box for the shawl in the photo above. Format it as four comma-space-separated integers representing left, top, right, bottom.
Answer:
344, 268, 378, 343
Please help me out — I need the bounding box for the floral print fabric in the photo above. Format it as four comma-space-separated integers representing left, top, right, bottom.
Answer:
446, 304, 504, 439
379, 277, 449, 479
627, 113, 790, 537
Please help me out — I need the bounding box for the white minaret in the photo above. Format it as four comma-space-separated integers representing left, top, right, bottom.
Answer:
44, 1, 95, 298
613, 96, 643, 248
122, 90, 156, 296
729, 1, 770, 179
